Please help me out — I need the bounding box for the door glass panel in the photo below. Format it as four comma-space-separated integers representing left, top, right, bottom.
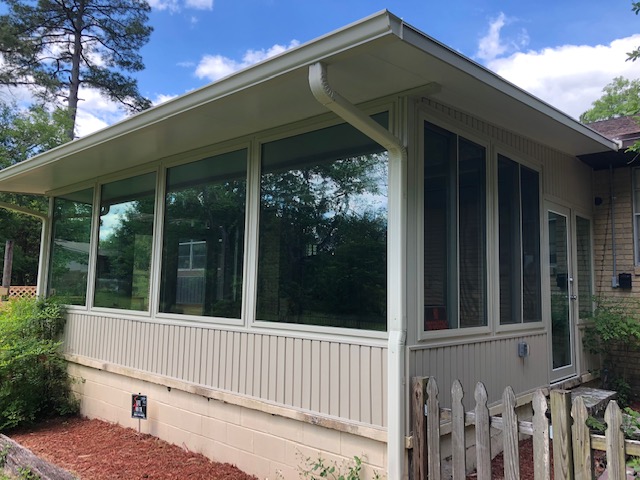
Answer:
575, 216, 593, 319
549, 211, 571, 369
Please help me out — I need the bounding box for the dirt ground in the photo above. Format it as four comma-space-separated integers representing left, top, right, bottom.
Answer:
8, 417, 258, 480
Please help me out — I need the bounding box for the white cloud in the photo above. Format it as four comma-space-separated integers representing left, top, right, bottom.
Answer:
147, 0, 180, 12
485, 35, 640, 119
476, 13, 529, 62
148, 0, 211, 12
186, 0, 213, 10
195, 40, 300, 81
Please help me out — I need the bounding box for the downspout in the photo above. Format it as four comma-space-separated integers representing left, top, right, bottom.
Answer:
308, 62, 407, 480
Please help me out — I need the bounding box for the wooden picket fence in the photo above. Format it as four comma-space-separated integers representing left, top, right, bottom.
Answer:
411, 376, 640, 480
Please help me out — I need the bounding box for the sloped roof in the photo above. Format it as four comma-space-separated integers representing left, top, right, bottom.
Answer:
0, 10, 619, 195
587, 116, 640, 140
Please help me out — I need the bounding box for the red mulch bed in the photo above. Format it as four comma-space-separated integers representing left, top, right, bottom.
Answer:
8, 416, 258, 479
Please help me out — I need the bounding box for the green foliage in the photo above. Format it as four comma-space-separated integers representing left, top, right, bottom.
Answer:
586, 415, 607, 434
0, 444, 9, 468
0, 100, 71, 286
629, 2, 640, 62
583, 297, 640, 404
297, 453, 382, 480
0, 0, 153, 137
0, 297, 78, 431
17, 466, 39, 480
579, 77, 640, 123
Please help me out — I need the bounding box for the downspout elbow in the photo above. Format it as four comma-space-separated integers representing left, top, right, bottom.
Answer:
308, 62, 407, 162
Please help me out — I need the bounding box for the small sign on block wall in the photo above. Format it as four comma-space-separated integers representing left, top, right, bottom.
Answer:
132, 394, 147, 420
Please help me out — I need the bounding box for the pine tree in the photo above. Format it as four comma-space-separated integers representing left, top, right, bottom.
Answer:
0, 0, 153, 139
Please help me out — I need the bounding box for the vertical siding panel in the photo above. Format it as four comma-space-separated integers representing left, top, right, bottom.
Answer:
339, 343, 350, 418
238, 332, 247, 394
188, 327, 198, 383
133, 321, 141, 369
212, 330, 221, 388
382, 347, 388, 427
319, 341, 330, 415
349, 345, 360, 422
284, 337, 294, 405
260, 335, 270, 398
250, 333, 260, 395
293, 338, 303, 408
245, 333, 255, 395
174, 326, 184, 378
276, 336, 286, 403
169, 325, 177, 378
301, 339, 312, 410
310, 340, 320, 412
203, 329, 213, 388
231, 331, 240, 393
149, 323, 157, 374
268, 336, 278, 401
329, 342, 340, 417
360, 346, 371, 424
371, 347, 383, 426
219, 330, 228, 389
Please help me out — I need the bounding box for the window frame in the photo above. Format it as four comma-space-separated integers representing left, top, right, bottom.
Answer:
633, 167, 640, 266
494, 148, 544, 334
417, 114, 492, 340
417, 112, 546, 341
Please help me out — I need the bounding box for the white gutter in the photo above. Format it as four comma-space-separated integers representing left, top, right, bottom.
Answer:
309, 62, 408, 479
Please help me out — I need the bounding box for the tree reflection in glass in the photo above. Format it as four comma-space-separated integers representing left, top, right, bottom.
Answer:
257, 115, 388, 331
160, 149, 247, 318
49, 188, 94, 305
94, 173, 156, 311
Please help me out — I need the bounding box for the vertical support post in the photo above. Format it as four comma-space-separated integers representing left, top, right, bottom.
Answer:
550, 389, 574, 479
2, 239, 13, 290
412, 377, 427, 480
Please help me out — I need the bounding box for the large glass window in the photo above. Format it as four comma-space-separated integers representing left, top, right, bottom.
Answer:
633, 168, 640, 266
498, 155, 541, 324
575, 216, 593, 319
48, 188, 94, 305
160, 150, 247, 318
257, 115, 388, 330
94, 173, 156, 311
423, 122, 487, 330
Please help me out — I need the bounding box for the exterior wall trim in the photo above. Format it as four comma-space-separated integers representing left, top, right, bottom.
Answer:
64, 353, 388, 444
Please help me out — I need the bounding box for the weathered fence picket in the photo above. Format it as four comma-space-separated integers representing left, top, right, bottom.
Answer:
411, 376, 640, 480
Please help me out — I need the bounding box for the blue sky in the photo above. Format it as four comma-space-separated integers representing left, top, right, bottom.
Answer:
21, 0, 640, 135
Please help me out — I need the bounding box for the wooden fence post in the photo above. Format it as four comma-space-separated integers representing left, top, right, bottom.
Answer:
474, 382, 491, 480
604, 400, 626, 480
550, 389, 574, 479
532, 390, 550, 480
451, 380, 466, 479
412, 377, 427, 480
503, 386, 520, 480
426, 377, 441, 480
571, 395, 594, 480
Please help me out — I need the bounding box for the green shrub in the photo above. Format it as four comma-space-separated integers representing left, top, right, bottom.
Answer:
583, 296, 640, 404
0, 297, 78, 431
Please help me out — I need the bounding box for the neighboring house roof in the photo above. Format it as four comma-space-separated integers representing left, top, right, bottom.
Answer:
0, 10, 619, 195
580, 116, 640, 169
587, 116, 640, 148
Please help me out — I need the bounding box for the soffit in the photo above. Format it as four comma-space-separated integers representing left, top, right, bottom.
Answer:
0, 11, 617, 195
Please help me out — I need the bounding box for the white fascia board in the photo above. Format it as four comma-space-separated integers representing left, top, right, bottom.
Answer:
397, 22, 619, 154
0, 10, 402, 194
